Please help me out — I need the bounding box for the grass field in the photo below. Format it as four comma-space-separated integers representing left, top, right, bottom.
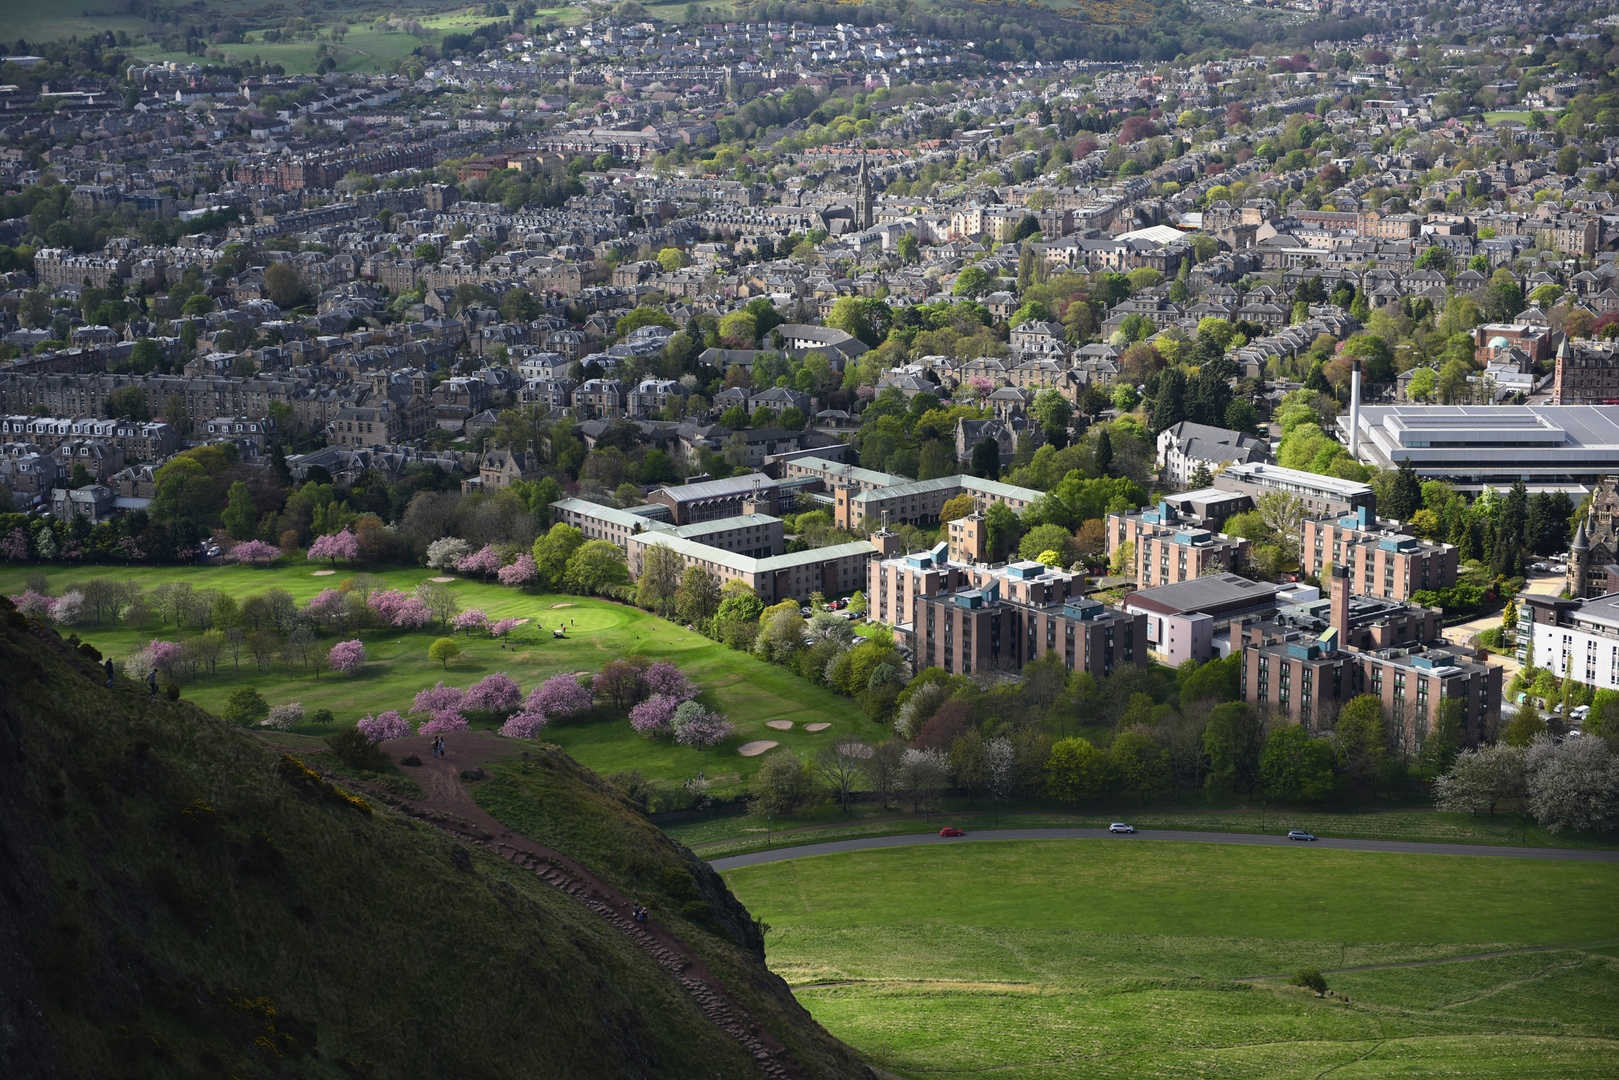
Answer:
1484, 110, 1535, 125
0, 562, 875, 793
724, 840, 1619, 1079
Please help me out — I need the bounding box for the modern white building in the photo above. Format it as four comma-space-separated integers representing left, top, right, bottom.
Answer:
1212, 461, 1376, 518
1340, 404, 1619, 493
1154, 421, 1269, 490
1519, 591, 1619, 692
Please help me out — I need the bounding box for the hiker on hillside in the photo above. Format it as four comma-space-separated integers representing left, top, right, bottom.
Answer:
104, 658, 114, 687
147, 669, 158, 696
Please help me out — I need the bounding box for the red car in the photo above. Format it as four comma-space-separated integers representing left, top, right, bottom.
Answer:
939, 827, 965, 837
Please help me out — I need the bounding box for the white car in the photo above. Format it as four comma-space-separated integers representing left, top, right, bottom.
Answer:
1108, 823, 1135, 834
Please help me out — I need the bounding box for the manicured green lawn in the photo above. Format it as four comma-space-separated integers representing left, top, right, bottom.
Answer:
724, 841, 1619, 1079
2, 562, 874, 792
1484, 110, 1535, 125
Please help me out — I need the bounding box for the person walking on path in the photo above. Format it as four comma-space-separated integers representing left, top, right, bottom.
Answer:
147, 669, 158, 696
438, 736, 447, 760
104, 658, 115, 687
431, 737, 440, 760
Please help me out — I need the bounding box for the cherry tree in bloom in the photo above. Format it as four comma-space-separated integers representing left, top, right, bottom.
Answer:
672, 701, 733, 749
463, 671, 523, 715
234, 540, 282, 565
147, 640, 184, 679
629, 694, 679, 735
9, 590, 56, 619
489, 617, 520, 639
306, 588, 345, 626
328, 640, 367, 674
357, 710, 412, 742
452, 608, 490, 634
419, 709, 469, 735
497, 553, 538, 589
642, 661, 698, 703
411, 681, 465, 719
499, 708, 549, 738
425, 537, 471, 570
307, 530, 360, 565
0, 527, 29, 560
51, 591, 83, 625
369, 589, 431, 629
528, 673, 593, 718
456, 544, 503, 581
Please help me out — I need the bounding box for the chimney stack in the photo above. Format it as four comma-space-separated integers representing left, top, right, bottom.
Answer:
1329, 563, 1350, 647
1348, 357, 1362, 460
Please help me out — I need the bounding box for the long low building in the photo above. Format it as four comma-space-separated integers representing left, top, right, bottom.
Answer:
1339, 404, 1619, 492
1213, 461, 1375, 518
834, 473, 1044, 530
626, 531, 875, 605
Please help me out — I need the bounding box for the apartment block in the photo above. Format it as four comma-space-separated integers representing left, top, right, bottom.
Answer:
1301, 507, 1459, 600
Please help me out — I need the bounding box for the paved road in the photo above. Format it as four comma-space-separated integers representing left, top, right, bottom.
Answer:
709, 828, 1619, 872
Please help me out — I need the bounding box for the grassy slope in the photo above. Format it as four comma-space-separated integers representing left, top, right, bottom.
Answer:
0, 563, 875, 793
723, 841, 1619, 1079
0, 603, 868, 1079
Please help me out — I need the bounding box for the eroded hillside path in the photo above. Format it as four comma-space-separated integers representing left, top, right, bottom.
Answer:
346, 733, 803, 1080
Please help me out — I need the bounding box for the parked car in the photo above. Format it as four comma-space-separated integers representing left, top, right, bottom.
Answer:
1286, 830, 1317, 841
1573, 705, 1591, 721
1109, 823, 1136, 834
939, 826, 964, 837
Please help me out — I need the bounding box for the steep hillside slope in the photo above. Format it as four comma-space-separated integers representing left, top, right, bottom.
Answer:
0, 604, 869, 1080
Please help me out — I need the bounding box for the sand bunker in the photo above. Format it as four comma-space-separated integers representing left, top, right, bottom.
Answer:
551, 602, 577, 608
765, 720, 794, 731
311, 570, 335, 576
805, 722, 831, 732
737, 740, 778, 757
429, 575, 455, 583
514, 618, 530, 625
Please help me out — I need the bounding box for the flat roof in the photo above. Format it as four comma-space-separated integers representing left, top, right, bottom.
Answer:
785, 455, 904, 487
1345, 405, 1619, 481
552, 497, 675, 532
636, 533, 875, 574
655, 472, 776, 503
1125, 574, 1286, 617
1220, 461, 1374, 498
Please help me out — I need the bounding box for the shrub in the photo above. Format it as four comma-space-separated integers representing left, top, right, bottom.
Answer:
326, 727, 391, 770
310, 708, 336, 728
262, 702, 305, 731
672, 701, 733, 748
222, 686, 270, 726
164, 683, 180, 701
356, 710, 412, 742
1290, 969, 1328, 996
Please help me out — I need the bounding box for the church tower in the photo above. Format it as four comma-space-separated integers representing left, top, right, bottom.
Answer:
855, 153, 874, 232
1569, 513, 1590, 598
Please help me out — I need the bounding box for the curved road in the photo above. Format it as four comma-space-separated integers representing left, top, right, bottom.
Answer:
709, 827, 1619, 872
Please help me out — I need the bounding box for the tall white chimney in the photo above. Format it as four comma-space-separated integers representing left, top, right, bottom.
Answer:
1348, 357, 1362, 459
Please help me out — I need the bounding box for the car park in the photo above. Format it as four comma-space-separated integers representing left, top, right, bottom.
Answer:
939, 827, 964, 837
1286, 830, 1317, 841
1109, 823, 1135, 834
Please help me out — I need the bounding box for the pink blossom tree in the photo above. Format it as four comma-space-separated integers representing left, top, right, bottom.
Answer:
489, 617, 519, 640
463, 671, 523, 715
356, 710, 411, 742
9, 590, 55, 619
499, 708, 549, 738
306, 588, 345, 628
419, 710, 469, 735
234, 540, 281, 565
307, 529, 359, 565
328, 640, 367, 674
643, 661, 698, 703
529, 672, 593, 718
411, 681, 464, 718
629, 694, 679, 735
51, 591, 83, 625
369, 589, 432, 629
497, 553, 539, 589
456, 543, 503, 581
672, 701, 733, 749
0, 528, 29, 560
147, 640, 184, 681
452, 608, 490, 634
